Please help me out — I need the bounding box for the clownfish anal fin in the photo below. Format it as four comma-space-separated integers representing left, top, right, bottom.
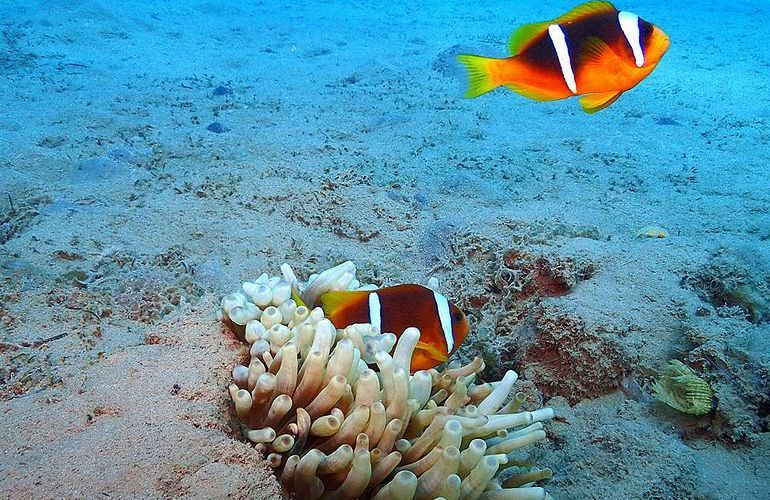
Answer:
580, 91, 623, 113
508, 21, 550, 55
505, 82, 563, 102
554, 1, 617, 25
416, 341, 449, 363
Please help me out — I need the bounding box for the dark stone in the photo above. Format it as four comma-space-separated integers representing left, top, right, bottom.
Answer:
212, 85, 232, 96
206, 121, 228, 134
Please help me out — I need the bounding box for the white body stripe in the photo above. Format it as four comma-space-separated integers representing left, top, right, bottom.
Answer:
547, 24, 577, 94
433, 291, 454, 352
368, 292, 382, 333
618, 11, 645, 67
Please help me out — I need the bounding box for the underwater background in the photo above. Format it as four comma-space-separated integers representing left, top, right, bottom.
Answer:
1, 0, 768, 498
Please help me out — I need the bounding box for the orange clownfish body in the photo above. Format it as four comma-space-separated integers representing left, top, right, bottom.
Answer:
457, 1, 670, 113
321, 284, 470, 372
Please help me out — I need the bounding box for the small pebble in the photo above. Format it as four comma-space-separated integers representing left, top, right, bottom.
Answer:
212, 85, 232, 96
206, 122, 228, 134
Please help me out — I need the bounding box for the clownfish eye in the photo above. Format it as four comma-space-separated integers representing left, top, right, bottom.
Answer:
452, 311, 463, 322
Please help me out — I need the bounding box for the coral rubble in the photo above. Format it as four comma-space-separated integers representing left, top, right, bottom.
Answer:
219, 263, 556, 499
653, 360, 714, 416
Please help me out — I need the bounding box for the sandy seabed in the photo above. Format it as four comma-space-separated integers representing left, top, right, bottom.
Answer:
1, 0, 769, 498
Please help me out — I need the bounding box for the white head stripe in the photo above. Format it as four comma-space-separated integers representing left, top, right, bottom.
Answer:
433, 291, 454, 352
618, 11, 645, 67
368, 292, 382, 334
547, 24, 577, 94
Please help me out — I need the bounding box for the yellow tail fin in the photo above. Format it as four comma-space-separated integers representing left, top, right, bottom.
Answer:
456, 54, 501, 98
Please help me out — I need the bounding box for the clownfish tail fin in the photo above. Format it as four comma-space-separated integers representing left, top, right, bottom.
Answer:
456, 54, 502, 98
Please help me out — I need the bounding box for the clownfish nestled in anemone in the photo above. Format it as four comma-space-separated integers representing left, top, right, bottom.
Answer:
321, 284, 470, 372
457, 1, 670, 113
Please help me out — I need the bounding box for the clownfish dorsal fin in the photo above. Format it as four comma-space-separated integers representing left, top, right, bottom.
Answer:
553, 1, 617, 25
320, 290, 369, 316
508, 21, 550, 55
580, 91, 623, 113
508, 2, 616, 56
416, 341, 449, 363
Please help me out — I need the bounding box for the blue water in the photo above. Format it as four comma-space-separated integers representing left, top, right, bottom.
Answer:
1, 1, 768, 498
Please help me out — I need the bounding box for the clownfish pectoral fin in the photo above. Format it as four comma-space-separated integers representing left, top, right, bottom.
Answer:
579, 91, 623, 113
578, 36, 628, 85
291, 289, 307, 308
416, 341, 449, 363
456, 54, 503, 98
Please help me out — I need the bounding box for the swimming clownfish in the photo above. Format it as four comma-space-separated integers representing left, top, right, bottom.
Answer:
321, 284, 470, 372
457, 1, 670, 113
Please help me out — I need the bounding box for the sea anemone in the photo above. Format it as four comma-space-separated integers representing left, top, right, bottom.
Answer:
219, 263, 555, 499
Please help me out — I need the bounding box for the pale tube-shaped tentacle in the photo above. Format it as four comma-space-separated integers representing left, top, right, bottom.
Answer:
247, 359, 266, 390
234, 389, 252, 421
486, 429, 547, 455
272, 280, 292, 306
268, 324, 292, 353
402, 414, 447, 463
444, 356, 484, 379
323, 338, 355, 386
278, 298, 297, 323
229, 302, 261, 326
250, 339, 270, 359
289, 408, 311, 455
310, 414, 342, 437
364, 402, 387, 447
499, 391, 527, 415
375, 351, 396, 406
478, 487, 550, 500
294, 449, 325, 500
392, 327, 420, 373
376, 418, 402, 455
290, 307, 311, 331
245, 319, 266, 344
280, 455, 300, 490
385, 367, 409, 422
244, 283, 272, 308
368, 450, 401, 491
445, 376, 470, 410
264, 394, 293, 430
293, 351, 325, 408
247, 427, 276, 444
274, 344, 298, 398
460, 455, 504, 500
458, 438, 487, 478
477, 370, 518, 415
354, 369, 381, 408
321, 434, 370, 500
438, 419, 463, 450
317, 444, 353, 475
260, 306, 283, 329
409, 370, 433, 409
317, 405, 370, 454
221, 292, 247, 316
300, 260, 356, 308
463, 409, 554, 441
396, 445, 444, 476
441, 474, 462, 500
468, 383, 494, 404
372, 470, 418, 500
414, 446, 461, 500
501, 468, 553, 489
270, 433, 295, 453
232, 365, 249, 389
405, 405, 444, 438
